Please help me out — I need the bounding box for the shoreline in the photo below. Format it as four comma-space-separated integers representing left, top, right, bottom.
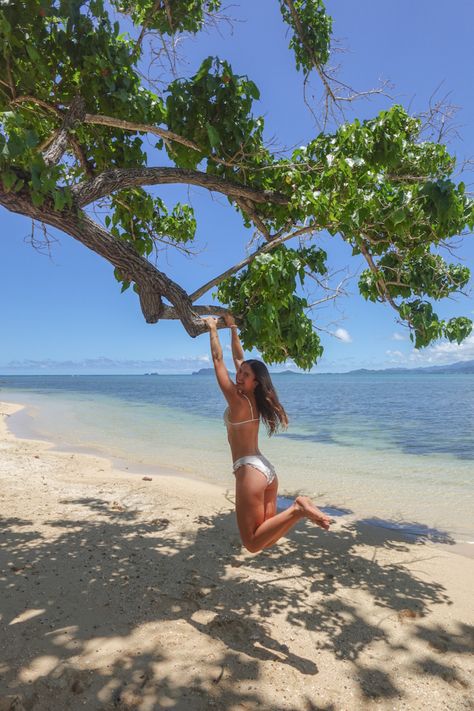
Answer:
4, 395, 474, 555
1, 399, 473, 710
5, 397, 222, 487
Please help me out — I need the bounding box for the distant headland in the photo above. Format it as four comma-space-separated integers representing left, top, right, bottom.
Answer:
190, 360, 474, 376
345, 359, 474, 375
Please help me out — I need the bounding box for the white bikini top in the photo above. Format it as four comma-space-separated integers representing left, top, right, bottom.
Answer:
224, 392, 259, 427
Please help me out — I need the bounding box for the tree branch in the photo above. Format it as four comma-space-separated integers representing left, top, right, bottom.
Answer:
69, 135, 94, 176
234, 197, 272, 241
11, 95, 63, 117
160, 304, 230, 329
84, 112, 202, 153
0, 184, 207, 336
358, 240, 400, 313
164, 0, 174, 31
9, 98, 266, 173
83, 112, 260, 170
189, 223, 321, 302
283, 0, 336, 103
5, 56, 16, 99
42, 96, 87, 167
72, 167, 288, 208
133, 0, 162, 56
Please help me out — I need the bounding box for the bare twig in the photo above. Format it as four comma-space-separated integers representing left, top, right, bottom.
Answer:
189, 223, 321, 302
133, 0, 161, 56
283, 0, 336, 103
11, 95, 62, 116
334, 80, 394, 103
69, 135, 94, 176
5, 56, 16, 99
235, 197, 272, 241
358, 241, 400, 314
417, 84, 461, 144
26, 220, 59, 256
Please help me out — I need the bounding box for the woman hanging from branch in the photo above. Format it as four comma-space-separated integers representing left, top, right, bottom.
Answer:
203, 314, 332, 553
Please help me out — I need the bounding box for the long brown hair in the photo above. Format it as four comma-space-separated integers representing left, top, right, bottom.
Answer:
245, 359, 288, 436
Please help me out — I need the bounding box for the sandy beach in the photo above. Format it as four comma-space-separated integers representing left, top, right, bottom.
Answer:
0, 400, 473, 711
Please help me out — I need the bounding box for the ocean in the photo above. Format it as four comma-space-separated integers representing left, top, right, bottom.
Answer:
1, 373, 473, 543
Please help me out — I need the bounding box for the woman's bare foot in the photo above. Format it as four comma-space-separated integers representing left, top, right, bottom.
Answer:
295, 496, 332, 530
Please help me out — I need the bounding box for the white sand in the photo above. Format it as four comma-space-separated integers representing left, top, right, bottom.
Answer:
0, 401, 473, 711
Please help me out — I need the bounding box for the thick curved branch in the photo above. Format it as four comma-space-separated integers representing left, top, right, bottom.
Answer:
0, 185, 207, 336
160, 304, 230, 329
137, 285, 164, 323
72, 167, 288, 208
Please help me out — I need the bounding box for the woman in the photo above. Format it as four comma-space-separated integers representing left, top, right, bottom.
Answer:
204, 314, 331, 553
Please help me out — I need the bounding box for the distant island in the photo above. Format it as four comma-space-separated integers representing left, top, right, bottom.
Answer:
192, 367, 236, 376
192, 367, 302, 376
272, 369, 304, 376
188, 360, 474, 377
346, 359, 474, 375
269, 361, 474, 375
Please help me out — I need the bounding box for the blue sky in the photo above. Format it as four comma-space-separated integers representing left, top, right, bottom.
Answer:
1, 1, 473, 374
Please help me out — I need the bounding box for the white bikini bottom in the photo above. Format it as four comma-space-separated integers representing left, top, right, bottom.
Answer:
232, 454, 276, 485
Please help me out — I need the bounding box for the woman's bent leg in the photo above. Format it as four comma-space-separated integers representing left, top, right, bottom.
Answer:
235, 467, 331, 553
263, 475, 278, 520
261, 476, 281, 549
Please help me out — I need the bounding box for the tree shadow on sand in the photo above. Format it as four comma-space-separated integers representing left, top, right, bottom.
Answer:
0, 494, 471, 710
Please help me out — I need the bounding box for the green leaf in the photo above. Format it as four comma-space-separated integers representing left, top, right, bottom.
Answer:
1, 170, 17, 192
206, 123, 221, 149
246, 81, 260, 100
26, 44, 40, 62
53, 190, 67, 211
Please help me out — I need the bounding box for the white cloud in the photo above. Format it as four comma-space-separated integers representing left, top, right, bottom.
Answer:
1, 355, 213, 374
391, 332, 407, 341
333, 328, 352, 343
385, 349, 404, 361
385, 334, 474, 367
411, 334, 474, 364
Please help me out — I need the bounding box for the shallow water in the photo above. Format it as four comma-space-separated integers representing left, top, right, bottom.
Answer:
1, 373, 473, 543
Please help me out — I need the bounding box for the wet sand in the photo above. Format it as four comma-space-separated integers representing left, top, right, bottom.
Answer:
0, 401, 473, 711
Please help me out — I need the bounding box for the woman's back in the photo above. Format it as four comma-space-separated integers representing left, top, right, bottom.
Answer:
224, 394, 260, 460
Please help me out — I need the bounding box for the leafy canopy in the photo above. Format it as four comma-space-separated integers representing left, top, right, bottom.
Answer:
0, 0, 472, 367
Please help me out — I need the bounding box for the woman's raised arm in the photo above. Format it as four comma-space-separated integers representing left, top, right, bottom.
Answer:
202, 317, 236, 401
223, 313, 245, 371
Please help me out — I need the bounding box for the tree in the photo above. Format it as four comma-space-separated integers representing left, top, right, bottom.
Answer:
1, 0, 472, 370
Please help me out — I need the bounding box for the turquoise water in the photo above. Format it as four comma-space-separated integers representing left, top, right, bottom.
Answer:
1, 373, 473, 542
